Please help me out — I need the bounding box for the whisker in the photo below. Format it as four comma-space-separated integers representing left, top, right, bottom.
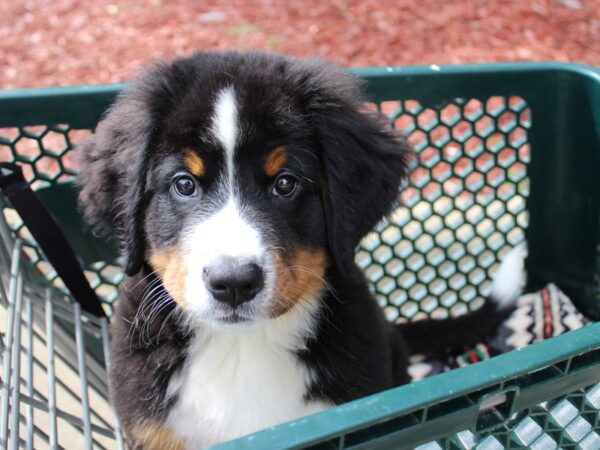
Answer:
141, 294, 173, 344
276, 265, 343, 304
129, 270, 159, 291
157, 306, 183, 342
146, 295, 173, 325
270, 262, 345, 335
136, 281, 166, 324
140, 278, 164, 306
130, 277, 169, 347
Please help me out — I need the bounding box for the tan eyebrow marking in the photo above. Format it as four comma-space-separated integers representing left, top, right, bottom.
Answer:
183, 149, 205, 177
264, 146, 288, 177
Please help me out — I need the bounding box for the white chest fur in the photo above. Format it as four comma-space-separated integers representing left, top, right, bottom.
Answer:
166, 305, 332, 449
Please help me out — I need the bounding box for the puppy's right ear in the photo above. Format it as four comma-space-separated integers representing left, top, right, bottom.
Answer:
77, 85, 153, 276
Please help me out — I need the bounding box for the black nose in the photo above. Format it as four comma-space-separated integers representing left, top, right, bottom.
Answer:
204, 260, 264, 309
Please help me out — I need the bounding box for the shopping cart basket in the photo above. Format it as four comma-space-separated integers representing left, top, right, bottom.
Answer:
1, 62, 600, 449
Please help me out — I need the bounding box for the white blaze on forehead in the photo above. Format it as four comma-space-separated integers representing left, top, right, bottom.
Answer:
185, 86, 274, 318
210, 86, 238, 183
187, 199, 262, 259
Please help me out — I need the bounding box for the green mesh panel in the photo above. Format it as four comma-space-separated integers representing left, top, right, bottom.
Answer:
0, 95, 531, 318
358, 95, 530, 321
0, 124, 124, 315
420, 384, 600, 449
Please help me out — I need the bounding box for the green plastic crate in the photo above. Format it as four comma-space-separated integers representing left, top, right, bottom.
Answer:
0, 62, 599, 449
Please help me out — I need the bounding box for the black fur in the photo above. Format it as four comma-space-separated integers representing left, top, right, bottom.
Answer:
301, 265, 412, 405
77, 51, 510, 448
108, 273, 189, 428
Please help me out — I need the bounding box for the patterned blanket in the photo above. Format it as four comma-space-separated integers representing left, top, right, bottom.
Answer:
408, 283, 591, 382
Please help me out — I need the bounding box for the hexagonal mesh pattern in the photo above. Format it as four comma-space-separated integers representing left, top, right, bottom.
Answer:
0, 125, 123, 313
356, 96, 530, 322
0, 125, 86, 188
0, 96, 531, 317
2, 84, 599, 450
420, 384, 600, 450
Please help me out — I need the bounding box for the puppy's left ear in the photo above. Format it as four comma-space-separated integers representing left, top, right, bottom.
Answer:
316, 104, 411, 273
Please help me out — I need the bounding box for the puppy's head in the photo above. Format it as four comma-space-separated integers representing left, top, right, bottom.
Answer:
78, 52, 410, 329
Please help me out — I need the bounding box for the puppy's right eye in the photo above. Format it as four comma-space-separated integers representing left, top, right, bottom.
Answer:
173, 175, 196, 196
272, 174, 298, 198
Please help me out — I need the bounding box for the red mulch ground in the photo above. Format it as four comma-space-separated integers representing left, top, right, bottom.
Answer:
1, 0, 599, 89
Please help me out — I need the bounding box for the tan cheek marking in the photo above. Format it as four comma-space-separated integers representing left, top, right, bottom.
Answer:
183, 149, 205, 177
264, 146, 288, 177
272, 247, 328, 317
148, 248, 187, 308
130, 420, 185, 450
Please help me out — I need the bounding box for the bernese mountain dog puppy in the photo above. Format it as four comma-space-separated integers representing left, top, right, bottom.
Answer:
77, 51, 523, 449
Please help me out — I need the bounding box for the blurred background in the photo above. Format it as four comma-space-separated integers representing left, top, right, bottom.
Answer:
1, 0, 599, 89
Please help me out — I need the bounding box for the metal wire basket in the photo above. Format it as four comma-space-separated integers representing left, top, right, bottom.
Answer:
1, 62, 600, 449
0, 223, 123, 449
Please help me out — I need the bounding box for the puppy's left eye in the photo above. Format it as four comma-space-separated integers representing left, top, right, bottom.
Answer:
174, 175, 196, 196
272, 174, 298, 198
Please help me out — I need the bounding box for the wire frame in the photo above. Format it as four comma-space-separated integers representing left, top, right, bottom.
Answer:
0, 213, 123, 450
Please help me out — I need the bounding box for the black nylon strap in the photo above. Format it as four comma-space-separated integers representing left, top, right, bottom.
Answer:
0, 162, 106, 318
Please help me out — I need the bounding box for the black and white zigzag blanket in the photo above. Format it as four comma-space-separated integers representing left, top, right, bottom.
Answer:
408, 283, 591, 382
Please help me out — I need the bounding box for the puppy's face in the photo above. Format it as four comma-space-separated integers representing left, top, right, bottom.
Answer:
144, 86, 327, 327
78, 52, 409, 330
